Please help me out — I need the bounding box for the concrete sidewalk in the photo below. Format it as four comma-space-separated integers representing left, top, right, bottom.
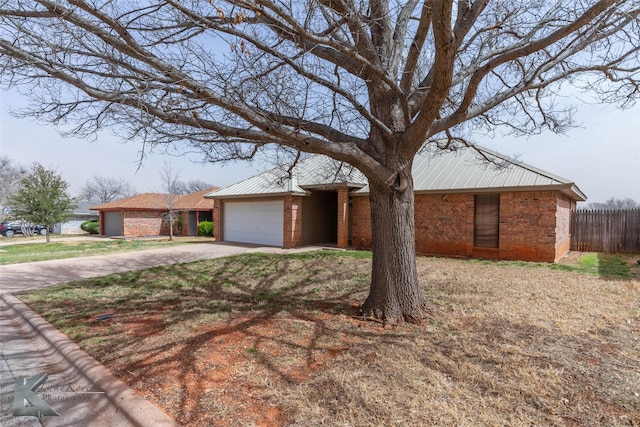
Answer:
0, 242, 320, 425
0, 294, 179, 426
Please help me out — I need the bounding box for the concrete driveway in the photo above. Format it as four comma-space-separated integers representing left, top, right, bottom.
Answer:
0, 240, 318, 294
0, 241, 319, 426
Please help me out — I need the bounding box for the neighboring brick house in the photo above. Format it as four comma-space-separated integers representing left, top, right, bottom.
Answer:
91, 187, 219, 237
206, 147, 586, 262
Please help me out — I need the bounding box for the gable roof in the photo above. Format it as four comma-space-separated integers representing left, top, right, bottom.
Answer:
358, 146, 587, 200
206, 146, 586, 201
174, 187, 219, 210
91, 187, 220, 211
206, 155, 366, 199
91, 193, 168, 211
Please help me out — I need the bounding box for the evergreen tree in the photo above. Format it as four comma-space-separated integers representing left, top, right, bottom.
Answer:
8, 163, 78, 243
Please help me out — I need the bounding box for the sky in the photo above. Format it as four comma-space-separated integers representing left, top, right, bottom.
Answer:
0, 88, 260, 195
1, 88, 639, 205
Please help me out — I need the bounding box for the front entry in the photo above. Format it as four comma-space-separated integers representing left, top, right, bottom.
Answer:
301, 190, 338, 245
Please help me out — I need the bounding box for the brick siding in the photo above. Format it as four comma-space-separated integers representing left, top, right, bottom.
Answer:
180, 211, 189, 236
555, 195, 575, 259
415, 193, 473, 257
120, 210, 199, 237
284, 195, 303, 248
213, 199, 222, 241
337, 188, 349, 248
351, 195, 373, 250
499, 191, 557, 262
122, 210, 166, 236
351, 190, 572, 263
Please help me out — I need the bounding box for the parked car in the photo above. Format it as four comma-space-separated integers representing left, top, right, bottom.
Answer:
0, 221, 50, 237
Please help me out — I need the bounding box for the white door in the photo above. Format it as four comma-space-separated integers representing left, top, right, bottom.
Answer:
223, 200, 284, 246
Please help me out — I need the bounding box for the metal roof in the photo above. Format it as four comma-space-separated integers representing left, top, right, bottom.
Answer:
355, 146, 586, 201
204, 168, 307, 199
206, 155, 367, 199
295, 155, 367, 188
206, 146, 586, 201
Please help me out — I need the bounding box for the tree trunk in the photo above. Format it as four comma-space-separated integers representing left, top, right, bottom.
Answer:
168, 212, 174, 241
359, 173, 431, 325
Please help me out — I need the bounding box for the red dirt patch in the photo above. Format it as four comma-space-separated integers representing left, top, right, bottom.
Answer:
20, 253, 640, 425
112, 311, 362, 426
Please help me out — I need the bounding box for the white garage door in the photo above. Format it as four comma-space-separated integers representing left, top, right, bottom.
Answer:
223, 200, 284, 246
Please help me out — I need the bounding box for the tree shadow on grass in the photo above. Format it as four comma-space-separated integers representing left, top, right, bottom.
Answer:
14, 251, 640, 425
16, 251, 386, 424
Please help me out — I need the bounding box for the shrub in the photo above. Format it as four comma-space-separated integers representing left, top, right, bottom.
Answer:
81, 220, 100, 234
198, 221, 214, 237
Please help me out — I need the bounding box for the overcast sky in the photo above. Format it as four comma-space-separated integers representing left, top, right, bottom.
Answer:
1, 88, 639, 205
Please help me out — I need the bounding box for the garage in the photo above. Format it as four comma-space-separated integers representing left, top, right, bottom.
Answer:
103, 211, 123, 236
223, 200, 284, 246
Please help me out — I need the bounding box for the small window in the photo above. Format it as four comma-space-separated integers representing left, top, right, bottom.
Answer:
474, 194, 500, 248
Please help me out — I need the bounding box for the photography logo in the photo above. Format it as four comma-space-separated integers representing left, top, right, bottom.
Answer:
13, 374, 59, 417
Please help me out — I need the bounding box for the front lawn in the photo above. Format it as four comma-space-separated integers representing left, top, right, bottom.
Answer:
18, 251, 640, 426
0, 238, 200, 264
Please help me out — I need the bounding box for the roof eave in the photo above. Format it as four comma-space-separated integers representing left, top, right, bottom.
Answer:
565, 184, 587, 202
210, 190, 308, 200
353, 183, 586, 201
90, 207, 168, 211
299, 182, 366, 190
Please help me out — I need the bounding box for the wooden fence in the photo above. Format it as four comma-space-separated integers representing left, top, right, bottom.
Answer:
571, 209, 640, 253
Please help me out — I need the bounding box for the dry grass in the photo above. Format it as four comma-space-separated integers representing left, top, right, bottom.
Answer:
18, 251, 640, 426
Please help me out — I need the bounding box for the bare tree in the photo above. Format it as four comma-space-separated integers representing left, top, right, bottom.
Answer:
0, 1, 639, 323
586, 197, 640, 210
170, 180, 190, 195
0, 156, 26, 219
80, 175, 135, 203
169, 179, 216, 195
185, 180, 215, 193
160, 161, 181, 241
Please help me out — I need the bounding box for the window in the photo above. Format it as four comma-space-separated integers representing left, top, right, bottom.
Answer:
474, 194, 500, 248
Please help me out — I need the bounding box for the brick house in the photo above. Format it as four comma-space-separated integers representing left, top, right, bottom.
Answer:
91, 187, 219, 237
206, 147, 586, 262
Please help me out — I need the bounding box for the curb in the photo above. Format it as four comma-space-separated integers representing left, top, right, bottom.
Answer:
1, 294, 179, 427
